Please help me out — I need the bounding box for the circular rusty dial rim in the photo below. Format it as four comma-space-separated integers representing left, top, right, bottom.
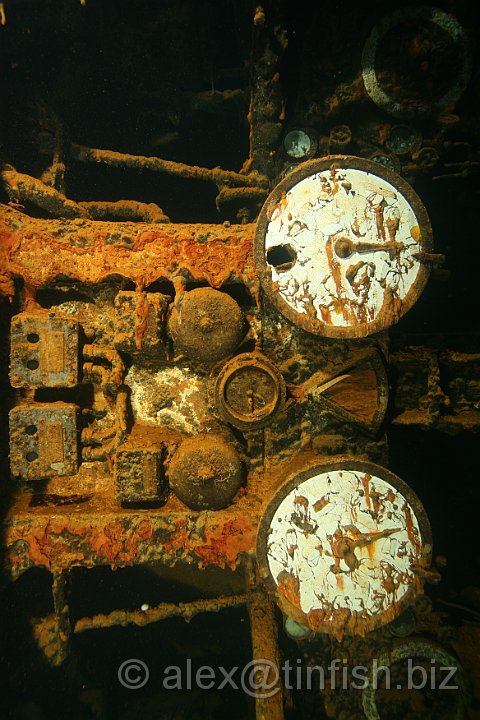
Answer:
254, 155, 433, 339
361, 5, 472, 120
256, 457, 432, 637
214, 352, 286, 431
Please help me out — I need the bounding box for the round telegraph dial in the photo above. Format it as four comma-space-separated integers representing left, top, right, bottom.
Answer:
257, 459, 432, 637
254, 156, 433, 338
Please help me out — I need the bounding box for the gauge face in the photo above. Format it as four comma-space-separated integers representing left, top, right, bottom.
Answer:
386, 125, 421, 156
214, 352, 286, 430
225, 367, 277, 419
254, 156, 432, 338
369, 152, 401, 174
284, 129, 314, 159
257, 460, 432, 637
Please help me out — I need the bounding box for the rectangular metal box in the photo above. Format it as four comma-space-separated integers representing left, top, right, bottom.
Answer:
114, 442, 165, 503
10, 312, 80, 388
9, 403, 79, 480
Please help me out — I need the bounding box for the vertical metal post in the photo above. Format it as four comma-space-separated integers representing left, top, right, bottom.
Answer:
248, 595, 284, 720
51, 570, 72, 665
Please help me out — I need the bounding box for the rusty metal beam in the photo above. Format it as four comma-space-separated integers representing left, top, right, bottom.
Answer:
4, 471, 259, 579
70, 143, 269, 189
0, 204, 258, 299
74, 590, 264, 634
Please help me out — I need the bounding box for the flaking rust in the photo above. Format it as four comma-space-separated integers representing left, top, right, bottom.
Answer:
5, 484, 258, 578
0, 205, 257, 297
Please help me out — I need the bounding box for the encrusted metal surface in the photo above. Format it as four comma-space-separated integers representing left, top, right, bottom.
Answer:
9, 402, 79, 480
1, 2, 479, 718
10, 312, 80, 388
168, 287, 246, 363
0, 205, 257, 297
4, 467, 258, 578
114, 291, 170, 356
114, 441, 166, 504
167, 433, 244, 510
392, 347, 480, 432
1, 203, 421, 628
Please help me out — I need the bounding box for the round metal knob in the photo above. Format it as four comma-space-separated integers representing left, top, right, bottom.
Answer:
214, 352, 285, 431
167, 434, 244, 510
168, 288, 245, 363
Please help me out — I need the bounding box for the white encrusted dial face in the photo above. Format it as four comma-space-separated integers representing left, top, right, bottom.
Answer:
255, 158, 432, 338
260, 463, 431, 636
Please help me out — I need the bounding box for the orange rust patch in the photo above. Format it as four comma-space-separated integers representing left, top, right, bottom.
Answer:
361, 472, 372, 510
5, 510, 257, 576
0, 208, 257, 296
277, 569, 301, 608
134, 293, 151, 349
194, 517, 257, 569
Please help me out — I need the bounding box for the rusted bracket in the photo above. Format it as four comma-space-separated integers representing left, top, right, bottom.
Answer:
412, 251, 446, 267
32, 571, 72, 666
32, 586, 285, 720
392, 347, 480, 432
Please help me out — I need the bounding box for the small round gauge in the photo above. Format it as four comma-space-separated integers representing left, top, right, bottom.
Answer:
416, 146, 439, 171
369, 151, 401, 174
254, 155, 433, 338
283, 129, 316, 160
362, 641, 465, 720
214, 352, 285, 431
386, 125, 421, 156
329, 125, 352, 148
257, 459, 432, 637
